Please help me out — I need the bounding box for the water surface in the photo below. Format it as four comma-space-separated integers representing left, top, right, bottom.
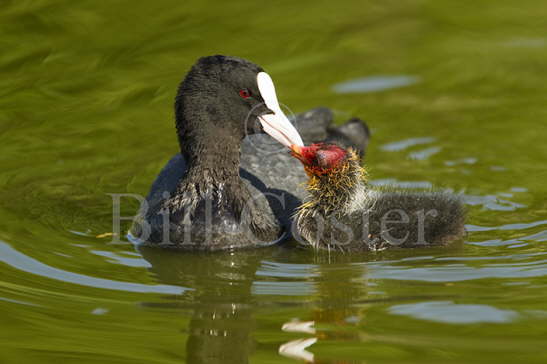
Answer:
1, 0, 547, 363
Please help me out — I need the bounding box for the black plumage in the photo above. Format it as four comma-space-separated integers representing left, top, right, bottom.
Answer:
131, 56, 369, 250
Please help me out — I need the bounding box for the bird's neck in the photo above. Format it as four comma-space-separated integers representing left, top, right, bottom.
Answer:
175, 93, 245, 181
169, 128, 251, 216
301, 157, 367, 216
183, 132, 242, 181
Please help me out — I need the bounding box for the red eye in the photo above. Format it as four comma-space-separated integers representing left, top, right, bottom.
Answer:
239, 89, 251, 99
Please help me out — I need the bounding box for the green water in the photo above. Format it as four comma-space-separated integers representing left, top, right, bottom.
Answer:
1, 0, 547, 363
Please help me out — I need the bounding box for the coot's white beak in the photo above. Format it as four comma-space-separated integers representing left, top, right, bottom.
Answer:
257, 72, 304, 148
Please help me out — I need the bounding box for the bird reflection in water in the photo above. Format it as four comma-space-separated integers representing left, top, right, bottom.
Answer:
139, 245, 375, 364
138, 245, 273, 364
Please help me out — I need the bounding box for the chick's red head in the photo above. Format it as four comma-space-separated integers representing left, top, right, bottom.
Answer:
290, 143, 348, 175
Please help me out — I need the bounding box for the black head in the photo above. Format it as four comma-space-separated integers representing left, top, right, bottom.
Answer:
174, 55, 303, 153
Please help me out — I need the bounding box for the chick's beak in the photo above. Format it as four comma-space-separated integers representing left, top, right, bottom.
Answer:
290, 144, 307, 164
257, 72, 304, 148
290, 144, 302, 155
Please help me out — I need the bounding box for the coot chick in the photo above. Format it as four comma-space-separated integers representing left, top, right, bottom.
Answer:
290, 143, 465, 251
131, 56, 370, 251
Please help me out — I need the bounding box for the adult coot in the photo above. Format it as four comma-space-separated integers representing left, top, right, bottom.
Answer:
131, 56, 369, 250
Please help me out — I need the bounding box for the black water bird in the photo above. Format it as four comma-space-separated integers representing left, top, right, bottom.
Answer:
131, 56, 369, 250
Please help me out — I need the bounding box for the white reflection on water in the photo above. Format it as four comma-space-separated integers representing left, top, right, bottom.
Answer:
90, 249, 152, 268
389, 301, 519, 324
279, 337, 317, 362
408, 146, 442, 160
463, 193, 526, 211
381, 137, 435, 151
466, 220, 547, 232
332, 75, 420, 94
0, 241, 188, 294
367, 253, 547, 282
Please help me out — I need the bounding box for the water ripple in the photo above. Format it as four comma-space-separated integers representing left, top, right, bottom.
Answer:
0, 241, 188, 294
466, 220, 547, 232
332, 75, 420, 94
389, 301, 519, 324
90, 249, 152, 268
408, 146, 442, 160
381, 137, 435, 151
368, 261, 547, 282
